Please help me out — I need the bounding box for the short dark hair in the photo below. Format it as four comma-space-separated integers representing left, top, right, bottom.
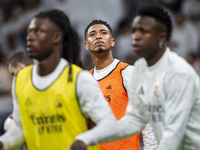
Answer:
8, 51, 33, 67
34, 9, 82, 68
137, 5, 173, 41
84, 20, 113, 40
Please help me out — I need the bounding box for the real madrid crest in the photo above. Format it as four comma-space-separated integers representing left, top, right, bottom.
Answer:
154, 85, 159, 98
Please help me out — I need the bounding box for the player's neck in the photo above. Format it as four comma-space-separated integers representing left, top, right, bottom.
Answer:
91, 52, 114, 70
146, 46, 166, 67
37, 52, 60, 76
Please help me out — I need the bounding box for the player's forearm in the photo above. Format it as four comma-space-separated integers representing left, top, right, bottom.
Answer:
75, 114, 118, 145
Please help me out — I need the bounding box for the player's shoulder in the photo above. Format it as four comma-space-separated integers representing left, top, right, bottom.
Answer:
167, 50, 197, 77
77, 70, 94, 81
122, 64, 134, 74
18, 64, 33, 73
117, 59, 134, 69
16, 65, 33, 79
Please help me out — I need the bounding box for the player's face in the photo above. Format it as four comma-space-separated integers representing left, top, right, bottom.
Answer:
85, 24, 115, 53
131, 16, 161, 61
26, 18, 59, 61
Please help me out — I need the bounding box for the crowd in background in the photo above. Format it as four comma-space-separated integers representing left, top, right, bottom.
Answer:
0, 0, 200, 135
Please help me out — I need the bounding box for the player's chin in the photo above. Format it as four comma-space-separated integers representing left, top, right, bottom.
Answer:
133, 51, 144, 58
27, 51, 34, 57
97, 48, 110, 53
27, 52, 39, 60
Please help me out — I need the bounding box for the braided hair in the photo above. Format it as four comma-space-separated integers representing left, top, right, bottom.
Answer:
34, 9, 82, 81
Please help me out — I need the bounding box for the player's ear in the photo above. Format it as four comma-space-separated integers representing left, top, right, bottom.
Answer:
159, 32, 167, 43
53, 31, 63, 44
84, 41, 89, 50
111, 38, 115, 47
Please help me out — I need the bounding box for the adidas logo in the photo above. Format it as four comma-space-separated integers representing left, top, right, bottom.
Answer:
106, 85, 112, 89
24, 98, 32, 106
56, 102, 62, 108
138, 86, 144, 95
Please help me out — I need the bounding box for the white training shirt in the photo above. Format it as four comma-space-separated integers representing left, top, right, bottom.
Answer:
113, 48, 200, 150
0, 58, 118, 149
76, 48, 200, 150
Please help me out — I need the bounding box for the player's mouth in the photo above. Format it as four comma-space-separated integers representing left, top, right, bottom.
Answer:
95, 40, 104, 46
26, 44, 35, 52
132, 43, 141, 51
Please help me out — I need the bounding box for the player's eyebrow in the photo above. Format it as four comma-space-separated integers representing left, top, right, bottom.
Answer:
89, 29, 108, 35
